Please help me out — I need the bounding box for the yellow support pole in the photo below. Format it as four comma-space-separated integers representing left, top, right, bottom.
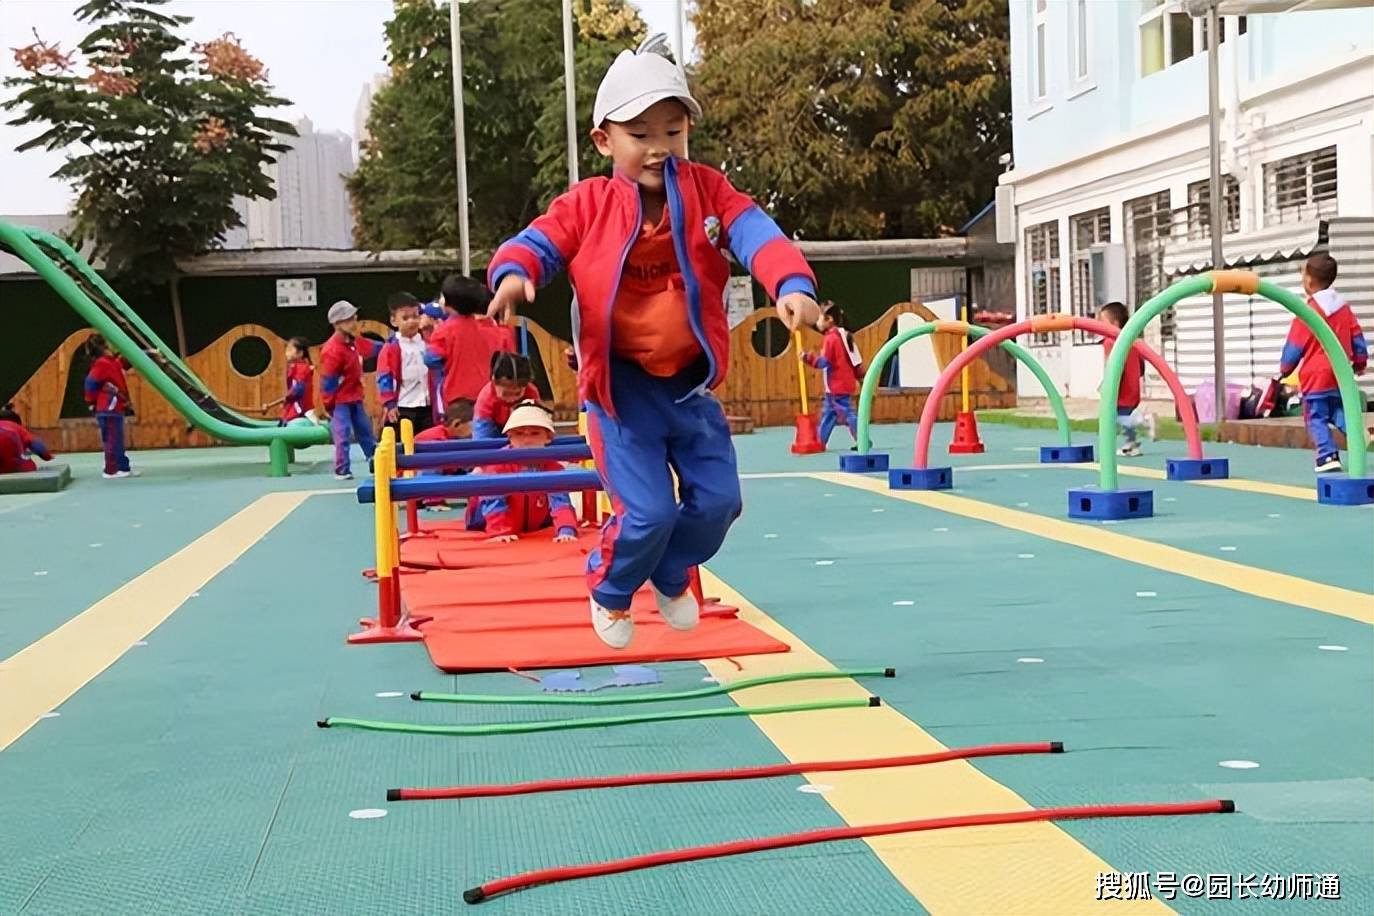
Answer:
399, 418, 420, 537
794, 329, 811, 415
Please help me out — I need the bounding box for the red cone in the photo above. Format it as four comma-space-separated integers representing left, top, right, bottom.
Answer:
947, 410, 985, 454
790, 412, 824, 454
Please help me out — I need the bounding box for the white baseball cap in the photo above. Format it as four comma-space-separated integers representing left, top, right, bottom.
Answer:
503, 401, 555, 436
592, 33, 701, 127
327, 300, 358, 323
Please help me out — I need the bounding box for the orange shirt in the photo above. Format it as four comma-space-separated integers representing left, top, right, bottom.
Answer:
611, 209, 702, 377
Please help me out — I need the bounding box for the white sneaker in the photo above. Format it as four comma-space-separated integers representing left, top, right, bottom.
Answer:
101, 471, 123, 479
1315, 454, 1343, 473
334, 472, 354, 481
590, 597, 634, 649
652, 585, 700, 631
1117, 443, 1142, 458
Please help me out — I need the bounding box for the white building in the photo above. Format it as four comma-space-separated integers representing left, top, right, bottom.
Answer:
228, 117, 357, 250
354, 74, 388, 156
1001, 0, 1374, 403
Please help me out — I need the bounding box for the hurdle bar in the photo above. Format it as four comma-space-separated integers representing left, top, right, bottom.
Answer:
413, 434, 585, 453
357, 469, 602, 504
395, 442, 593, 471
349, 427, 424, 644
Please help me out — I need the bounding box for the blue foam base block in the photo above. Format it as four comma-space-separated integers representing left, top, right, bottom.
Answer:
1067, 486, 1153, 520
1040, 444, 1094, 464
1166, 457, 1230, 480
840, 452, 889, 473
1316, 475, 1374, 506
888, 467, 952, 491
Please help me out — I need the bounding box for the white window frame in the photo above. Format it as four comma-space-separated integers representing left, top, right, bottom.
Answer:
1138, 4, 1247, 78
1069, 208, 1111, 345
1031, 0, 1050, 104
1025, 219, 1062, 347
1068, 0, 1093, 92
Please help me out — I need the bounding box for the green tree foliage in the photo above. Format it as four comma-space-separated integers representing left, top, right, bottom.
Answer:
3, 0, 295, 282
691, 0, 1010, 239
347, 0, 646, 256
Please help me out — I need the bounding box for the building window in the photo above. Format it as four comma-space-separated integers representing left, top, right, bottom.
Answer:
1140, 4, 1246, 77
1264, 146, 1338, 223
1186, 175, 1240, 240
1033, 0, 1049, 101
1124, 191, 1174, 341
1069, 208, 1111, 344
1025, 220, 1061, 346
1071, 0, 1090, 82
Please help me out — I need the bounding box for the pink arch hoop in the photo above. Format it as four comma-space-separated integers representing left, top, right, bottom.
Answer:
913, 316, 1202, 468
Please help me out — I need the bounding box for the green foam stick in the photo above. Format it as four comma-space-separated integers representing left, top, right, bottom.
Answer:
318, 696, 879, 737
412, 667, 895, 706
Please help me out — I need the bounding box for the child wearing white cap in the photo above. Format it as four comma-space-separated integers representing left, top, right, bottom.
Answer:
464, 401, 578, 544
486, 34, 821, 648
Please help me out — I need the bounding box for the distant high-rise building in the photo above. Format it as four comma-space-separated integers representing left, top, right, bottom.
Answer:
228, 117, 356, 249
354, 73, 388, 156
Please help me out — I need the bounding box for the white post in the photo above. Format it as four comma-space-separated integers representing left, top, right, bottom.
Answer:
1206, 3, 1226, 426
673, 0, 685, 64
449, 0, 471, 275
562, 0, 579, 188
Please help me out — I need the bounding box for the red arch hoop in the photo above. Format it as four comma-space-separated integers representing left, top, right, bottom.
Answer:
913, 315, 1202, 468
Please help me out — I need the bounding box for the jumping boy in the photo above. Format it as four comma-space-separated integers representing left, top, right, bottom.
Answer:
1279, 253, 1367, 472
319, 300, 378, 480
486, 34, 821, 648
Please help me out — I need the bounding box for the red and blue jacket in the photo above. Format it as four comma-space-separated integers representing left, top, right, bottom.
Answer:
319, 331, 378, 410
802, 328, 864, 396
281, 359, 314, 422
1279, 288, 1367, 395
424, 314, 495, 408
464, 457, 578, 538
377, 333, 440, 414
84, 354, 132, 414
0, 419, 52, 473
487, 157, 816, 413
473, 381, 541, 440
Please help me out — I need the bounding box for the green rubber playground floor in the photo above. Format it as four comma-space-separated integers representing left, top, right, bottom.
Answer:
1, 423, 1370, 914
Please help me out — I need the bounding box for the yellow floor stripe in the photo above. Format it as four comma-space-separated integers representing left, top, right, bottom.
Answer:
815, 472, 1373, 624
699, 569, 1171, 914
0, 490, 310, 753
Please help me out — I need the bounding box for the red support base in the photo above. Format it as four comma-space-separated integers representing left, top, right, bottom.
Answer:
790, 412, 824, 454
947, 410, 985, 454
347, 621, 426, 644
349, 574, 425, 644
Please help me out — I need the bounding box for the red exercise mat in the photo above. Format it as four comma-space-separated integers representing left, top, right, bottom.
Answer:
400, 531, 595, 569
402, 569, 590, 610
422, 610, 788, 672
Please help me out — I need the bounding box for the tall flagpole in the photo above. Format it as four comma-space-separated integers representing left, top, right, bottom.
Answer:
449, 0, 471, 275
562, 0, 578, 187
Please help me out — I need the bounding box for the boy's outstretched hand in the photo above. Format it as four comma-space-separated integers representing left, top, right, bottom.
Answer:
488, 273, 536, 323
776, 292, 822, 331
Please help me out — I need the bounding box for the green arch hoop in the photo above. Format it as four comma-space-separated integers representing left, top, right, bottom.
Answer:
1100, 271, 1368, 490
856, 322, 1071, 453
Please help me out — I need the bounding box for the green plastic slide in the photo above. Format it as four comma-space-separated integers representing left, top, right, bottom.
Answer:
0, 221, 330, 476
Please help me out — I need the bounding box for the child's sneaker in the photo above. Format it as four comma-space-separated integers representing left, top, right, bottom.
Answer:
334, 472, 354, 481
1315, 453, 1343, 473
590, 597, 634, 648
101, 471, 123, 479
1117, 443, 1142, 458
652, 585, 700, 631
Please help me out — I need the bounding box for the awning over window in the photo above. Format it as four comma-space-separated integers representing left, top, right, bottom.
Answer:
1163, 221, 1326, 276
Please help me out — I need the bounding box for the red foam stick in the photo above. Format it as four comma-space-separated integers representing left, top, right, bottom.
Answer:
390, 741, 1061, 802
463, 799, 1235, 904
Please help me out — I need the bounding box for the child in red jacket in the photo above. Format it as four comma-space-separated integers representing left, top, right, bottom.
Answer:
1279, 253, 1368, 473
486, 34, 820, 648
1099, 302, 1154, 457
261, 337, 315, 425
319, 300, 378, 480
425, 274, 507, 412
474, 352, 541, 439
82, 334, 139, 478
378, 292, 439, 438
802, 302, 864, 449
0, 403, 53, 474
465, 402, 578, 543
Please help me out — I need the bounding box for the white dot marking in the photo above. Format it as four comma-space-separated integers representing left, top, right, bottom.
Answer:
892, 600, 915, 606
1136, 591, 1157, 598
349, 808, 388, 819
797, 784, 833, 794
1218, 760, 1259, 770
1317, 645, 1348, 652
1017, 657, 1044, 664
374, 691, 404, 698
814, 560, 835, 566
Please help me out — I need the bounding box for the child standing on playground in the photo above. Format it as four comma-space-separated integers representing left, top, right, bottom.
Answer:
426, 274, 508, 413
82, 334, 139, 478
466, 402, 578, 544
319, 301, 378, 480
1278, 253, 1368, 473
802, 301, 864, 449
1098, 302, 1155, 457
474, 352, 542, 439
486, 34, 820, 648
0, 403, 54, 474
378, 292, 438, 438
260, 337, 314, 425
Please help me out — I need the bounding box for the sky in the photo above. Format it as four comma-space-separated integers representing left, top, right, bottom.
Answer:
0, 0, 695, 215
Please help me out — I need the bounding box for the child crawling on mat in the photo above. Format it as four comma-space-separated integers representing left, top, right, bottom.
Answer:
485, 33, 820, 648
465, 402, 578, 544
413, 399, 476, 512
0, 403, 54, 474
